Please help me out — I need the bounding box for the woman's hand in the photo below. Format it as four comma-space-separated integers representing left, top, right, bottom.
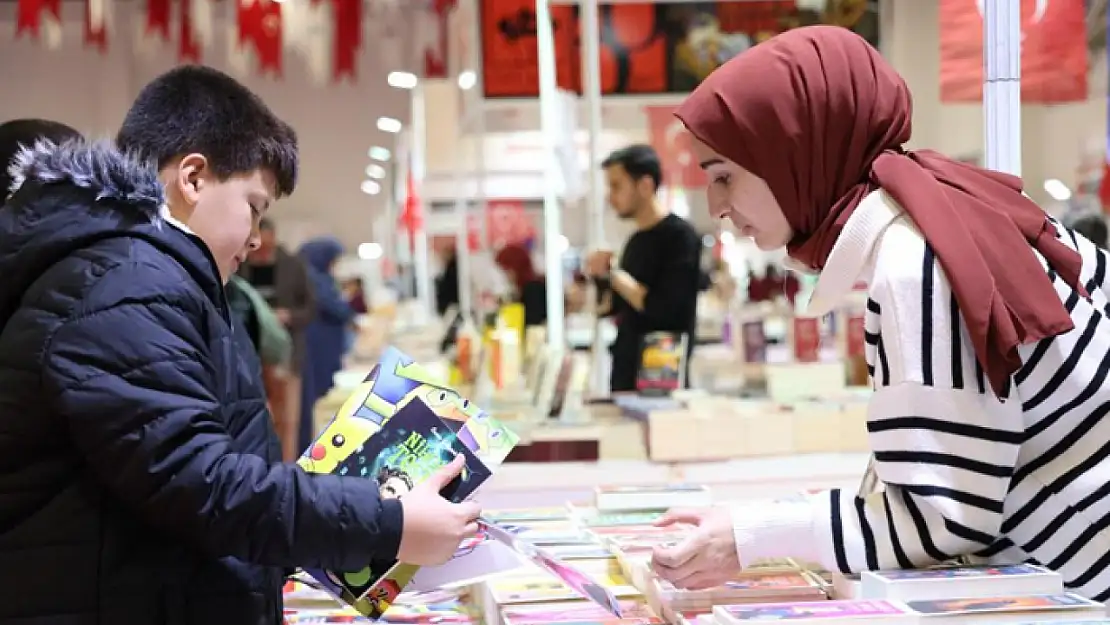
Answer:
651, 506, 742, 590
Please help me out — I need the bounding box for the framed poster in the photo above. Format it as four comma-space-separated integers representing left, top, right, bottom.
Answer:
480, 0, 881, 99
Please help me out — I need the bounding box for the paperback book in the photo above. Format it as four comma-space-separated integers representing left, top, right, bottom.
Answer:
860, 563, 1063, 601
903, 593, 1104, 620
295, 346, 519, 618
713, 599, 916, 624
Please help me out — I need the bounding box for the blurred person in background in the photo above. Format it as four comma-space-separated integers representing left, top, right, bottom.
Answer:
1063, 209, 1108, 250
0, 118, 82, 199
495, 243, 547, 327
434, 244, 460, 317
344, 276, 369, 314
585, 144, 701, 392
299, 237, 357, 451
240, 218, 314, 457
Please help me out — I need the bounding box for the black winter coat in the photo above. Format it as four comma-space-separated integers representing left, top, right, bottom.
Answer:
0, 141, 403, 625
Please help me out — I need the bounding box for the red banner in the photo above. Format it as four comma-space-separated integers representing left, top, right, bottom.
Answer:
330, 0, 362, 82
645, 105, 706, 189
84, 0, 107, 52
238, 0, 283, 76
424, 0, 456, 79
179, 0, 202, 63
398, 172, 424, 250
15, 0, 60, 39
146, 0, 171, 39
939, 0, 1088, 103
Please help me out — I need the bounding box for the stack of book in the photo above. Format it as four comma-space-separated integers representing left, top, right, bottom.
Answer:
651, 569, 827, 617
709, 564, 1109, 623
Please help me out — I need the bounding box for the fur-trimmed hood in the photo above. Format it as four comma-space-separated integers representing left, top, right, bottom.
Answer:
7, 138, 164, 213
0, 140, 219, 329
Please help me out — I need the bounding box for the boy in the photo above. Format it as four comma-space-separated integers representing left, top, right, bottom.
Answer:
0, 67, 478, 625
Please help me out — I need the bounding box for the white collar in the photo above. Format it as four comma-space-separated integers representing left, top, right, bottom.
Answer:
805, 190, 903, 315
159, 204, 195, 235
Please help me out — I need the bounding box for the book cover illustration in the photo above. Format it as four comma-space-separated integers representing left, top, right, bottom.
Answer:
585, 511, 666, 527
905, 593, 1098, 615
485, 507, 570, 523
301, 401, 493, 616
719, 572, 819, 591
874, 563, 1044, 581
636, 332, 686, 395
717, 599, 910, 621
294, 346, 518, 618
481, 520, 627, 616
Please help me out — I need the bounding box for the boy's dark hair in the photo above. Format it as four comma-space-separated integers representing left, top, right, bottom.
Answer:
1065, 210, 1109, 250
375, 466, 413, 489
602, 144, 663, 192
0, 118, 82, 195
116, 65, 298, 198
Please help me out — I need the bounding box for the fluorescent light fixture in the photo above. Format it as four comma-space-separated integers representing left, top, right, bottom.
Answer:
387, 71, 418, 89
361, 180, 381, 195
358, 242, 384, 260
377, 117, 402, 133
457, 70, 477, 91
1044, 178, 1072, 202
365, 164, 387, 179
368, 146, 391, 161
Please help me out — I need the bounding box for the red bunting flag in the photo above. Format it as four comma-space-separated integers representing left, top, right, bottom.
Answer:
15, 0, 61, 39
84, 0, 108, 52
237, 0, 283, 76
399, 171, 424, 250
329, 0, 362, 82
146, 0, 171, 39
179, 0, 202, 62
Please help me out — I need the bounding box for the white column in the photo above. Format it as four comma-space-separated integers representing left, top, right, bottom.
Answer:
981, 0, 1021, 176
536, 0, 566, 347
410, 85, 433, 318
581, 0, 605, 247
453, 104, 473, 318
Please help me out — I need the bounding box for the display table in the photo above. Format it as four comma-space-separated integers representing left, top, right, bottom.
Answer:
478, 453, 870, 509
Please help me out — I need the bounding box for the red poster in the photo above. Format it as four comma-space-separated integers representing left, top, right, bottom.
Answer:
480, 0, 578, 97
939, 0, 1088, 103
846, 313, 866, 358
645, 105, 706, 189
793, 317, 820, 363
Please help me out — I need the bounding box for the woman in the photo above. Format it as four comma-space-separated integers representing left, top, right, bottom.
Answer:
298, 237, 357, 451
651, 26, 1110, 600
495, 244, 547, 327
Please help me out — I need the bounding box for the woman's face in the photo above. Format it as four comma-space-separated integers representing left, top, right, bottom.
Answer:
692, 138, 793, 251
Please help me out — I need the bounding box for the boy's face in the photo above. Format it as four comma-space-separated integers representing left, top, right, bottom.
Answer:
164, 154, 275, 283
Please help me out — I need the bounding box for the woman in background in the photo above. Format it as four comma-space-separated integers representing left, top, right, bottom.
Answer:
298, 237, 356, 451
495, 244, 547, 327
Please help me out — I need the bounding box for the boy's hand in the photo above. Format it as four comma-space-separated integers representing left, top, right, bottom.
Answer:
396, 455, 481, 566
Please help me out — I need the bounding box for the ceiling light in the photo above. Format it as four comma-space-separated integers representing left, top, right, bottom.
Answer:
361, 180, 381, 195
1043, 178, 1072, 202
358, 242, 384, 260
365, 164, 387, 179
368, 146, 391, 161
377, 117, 402, 133
387, 71, 418, 89
457, 70, 477, 91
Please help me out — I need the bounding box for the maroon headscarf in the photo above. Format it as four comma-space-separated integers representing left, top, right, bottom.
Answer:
676, 26, 1084, 396
495, 244, 540, 293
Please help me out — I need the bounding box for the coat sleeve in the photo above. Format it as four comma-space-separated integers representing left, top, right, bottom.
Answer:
42, 278, 403, 572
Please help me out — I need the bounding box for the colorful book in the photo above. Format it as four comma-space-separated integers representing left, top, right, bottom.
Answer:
295, 346, 519, 618
302, 401, 492, 606
861, 563, 1062, 601
713, 599, 916, 623
904, 593, 1103, 619
501, 600, 661, 625
594, 484, 711, 512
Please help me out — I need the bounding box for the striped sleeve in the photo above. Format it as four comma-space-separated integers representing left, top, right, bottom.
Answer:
730, 239, 1024, 574
814, 242, 1024, 573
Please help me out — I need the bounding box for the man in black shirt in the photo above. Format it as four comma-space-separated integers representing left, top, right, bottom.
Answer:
585, 144, 702, 392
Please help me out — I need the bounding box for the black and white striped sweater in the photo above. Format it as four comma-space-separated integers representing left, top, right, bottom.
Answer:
731, 190, 1110, 600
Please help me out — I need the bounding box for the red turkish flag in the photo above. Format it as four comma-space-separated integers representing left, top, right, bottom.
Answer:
179, 0, 202, 63
939, 0, 1088, 103
146, 0, 171, 39
84, 0, 108, 52
15, 0, 60, 39
330, 0, 362, 82
398, 171, 424, 249
238, 0, 283, 76
645, 105, 706, 189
